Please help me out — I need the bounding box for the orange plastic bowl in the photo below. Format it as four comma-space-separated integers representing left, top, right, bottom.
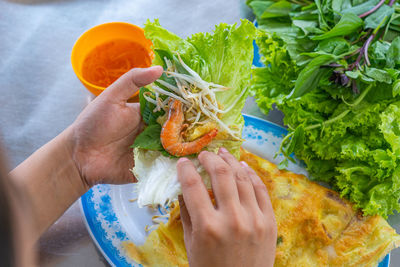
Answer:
71, 22, 153, 98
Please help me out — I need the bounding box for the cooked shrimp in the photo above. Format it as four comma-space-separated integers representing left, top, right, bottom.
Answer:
161, 99, 218, 156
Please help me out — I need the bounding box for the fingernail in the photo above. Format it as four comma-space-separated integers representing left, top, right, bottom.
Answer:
150, 65, 163, 71
199, 150, 207, 157
240, 161, 249, 167
178, 157, 189, 164
219, 147, 228, 154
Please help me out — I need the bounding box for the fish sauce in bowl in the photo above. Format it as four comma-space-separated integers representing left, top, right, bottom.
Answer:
81, 39, 152, 88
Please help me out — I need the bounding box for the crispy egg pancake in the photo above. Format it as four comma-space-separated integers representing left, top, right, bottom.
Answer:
123, 204, 187, 267
123, 149, 400, 267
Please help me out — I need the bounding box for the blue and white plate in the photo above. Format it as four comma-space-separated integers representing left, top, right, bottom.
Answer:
80, 115, 390, 267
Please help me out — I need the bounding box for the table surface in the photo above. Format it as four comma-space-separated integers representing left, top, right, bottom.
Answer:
1, 0, 399, 266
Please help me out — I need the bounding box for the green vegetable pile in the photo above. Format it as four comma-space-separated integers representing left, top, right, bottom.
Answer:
248, 0, 400, 217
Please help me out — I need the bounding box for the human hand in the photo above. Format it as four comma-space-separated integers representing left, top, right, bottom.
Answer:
177, 148, 277, 267
68, 66, 163, 188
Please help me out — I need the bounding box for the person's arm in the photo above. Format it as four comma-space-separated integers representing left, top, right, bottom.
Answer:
9, 66, 163, 240
10, 128, 83, 241
177, 148, 277, 267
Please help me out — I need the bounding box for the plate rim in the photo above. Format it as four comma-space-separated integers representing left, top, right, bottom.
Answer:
80, 186, 126, 267
243, 113, 288, 134
79, 198, 117, 267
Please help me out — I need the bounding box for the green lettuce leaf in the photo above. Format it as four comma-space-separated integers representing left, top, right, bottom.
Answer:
250, 29, 298, 114
143, 19, 256, 157
380, 102, 400, 155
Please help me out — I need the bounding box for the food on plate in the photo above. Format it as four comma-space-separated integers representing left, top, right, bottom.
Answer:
248, 0, 400, 217
123, 203, 187, 267
131, 20, 256, 207
124, 149, 400, 266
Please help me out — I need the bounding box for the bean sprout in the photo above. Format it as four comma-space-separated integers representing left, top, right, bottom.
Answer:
152, 85, 190, 105
143, 93, 157, 105
148, 53, 242, 140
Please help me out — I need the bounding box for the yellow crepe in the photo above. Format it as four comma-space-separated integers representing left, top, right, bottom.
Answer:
123, 149, 400, 267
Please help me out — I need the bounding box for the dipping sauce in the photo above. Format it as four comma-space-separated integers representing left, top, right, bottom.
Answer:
81, 39, 152, 88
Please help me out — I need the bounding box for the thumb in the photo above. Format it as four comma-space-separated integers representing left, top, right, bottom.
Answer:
103, 66, 163, 102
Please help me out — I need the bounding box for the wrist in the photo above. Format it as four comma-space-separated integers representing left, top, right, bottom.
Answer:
61, 126, 90, 196
9, 126, 89, 237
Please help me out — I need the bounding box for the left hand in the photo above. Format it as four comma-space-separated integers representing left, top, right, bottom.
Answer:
67, 66, 163, 188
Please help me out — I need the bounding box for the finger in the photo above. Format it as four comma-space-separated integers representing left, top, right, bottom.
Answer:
125, 102, 141, 116
218, 148, 258, 210
103, 66, 163, 102
240, 161, 273, 213
177, 158, 214, 222
178, 195, 192, 242
198, 151, 239, 208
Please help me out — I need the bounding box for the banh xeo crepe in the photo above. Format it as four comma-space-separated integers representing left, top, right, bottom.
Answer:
131, 20, 256, 207
124, 149, 400, 267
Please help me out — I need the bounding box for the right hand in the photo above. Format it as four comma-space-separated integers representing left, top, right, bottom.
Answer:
177, 148, 277, 267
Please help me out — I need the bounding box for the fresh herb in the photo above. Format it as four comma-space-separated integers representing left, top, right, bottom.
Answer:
139, 87, 165, 125
249, 0, 400, 217
132, 124, 163, 151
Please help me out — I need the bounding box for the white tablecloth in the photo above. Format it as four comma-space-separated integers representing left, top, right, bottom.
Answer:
1, 0, 398, 266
